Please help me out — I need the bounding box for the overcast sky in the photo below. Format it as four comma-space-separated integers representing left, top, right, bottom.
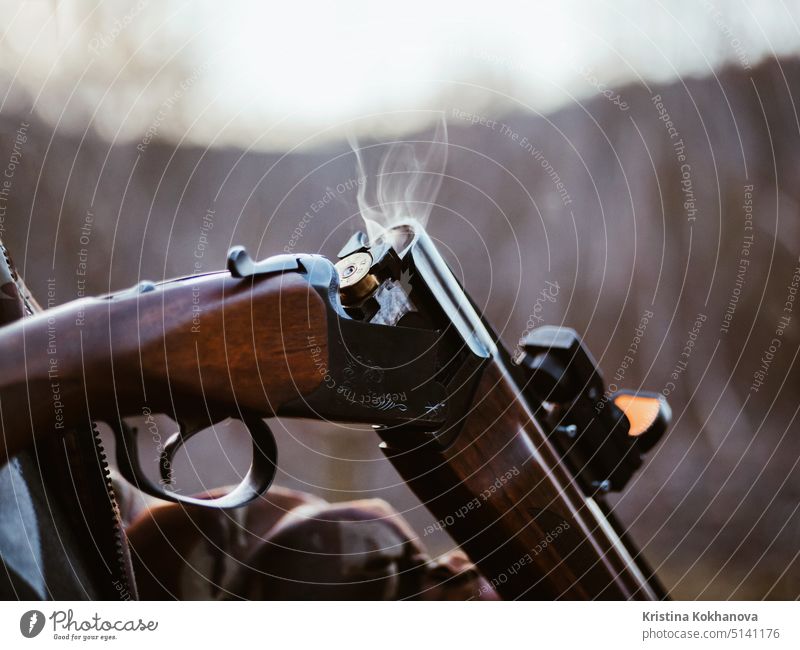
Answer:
0, 0, 798, 150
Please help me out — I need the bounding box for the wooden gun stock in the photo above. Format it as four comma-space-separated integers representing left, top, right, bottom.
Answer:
0, 270, 327, 463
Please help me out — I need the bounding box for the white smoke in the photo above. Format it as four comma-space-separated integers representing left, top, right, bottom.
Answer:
349, 116, 448, 243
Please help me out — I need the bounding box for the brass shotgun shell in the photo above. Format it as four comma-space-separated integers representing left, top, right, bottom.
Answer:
335, 251, 379, 304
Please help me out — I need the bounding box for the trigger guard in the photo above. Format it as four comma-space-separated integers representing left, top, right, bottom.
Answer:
113, 413, 278, 509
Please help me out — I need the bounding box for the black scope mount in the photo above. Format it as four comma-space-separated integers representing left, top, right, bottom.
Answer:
514, 326, 670, 493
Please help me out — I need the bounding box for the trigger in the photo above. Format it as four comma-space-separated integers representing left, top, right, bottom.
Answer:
160, 429, 183, 484
613, 390, 671, 452
160, 420, 207, 484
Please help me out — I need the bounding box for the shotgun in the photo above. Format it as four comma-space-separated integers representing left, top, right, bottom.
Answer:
0, 221, 669, 599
